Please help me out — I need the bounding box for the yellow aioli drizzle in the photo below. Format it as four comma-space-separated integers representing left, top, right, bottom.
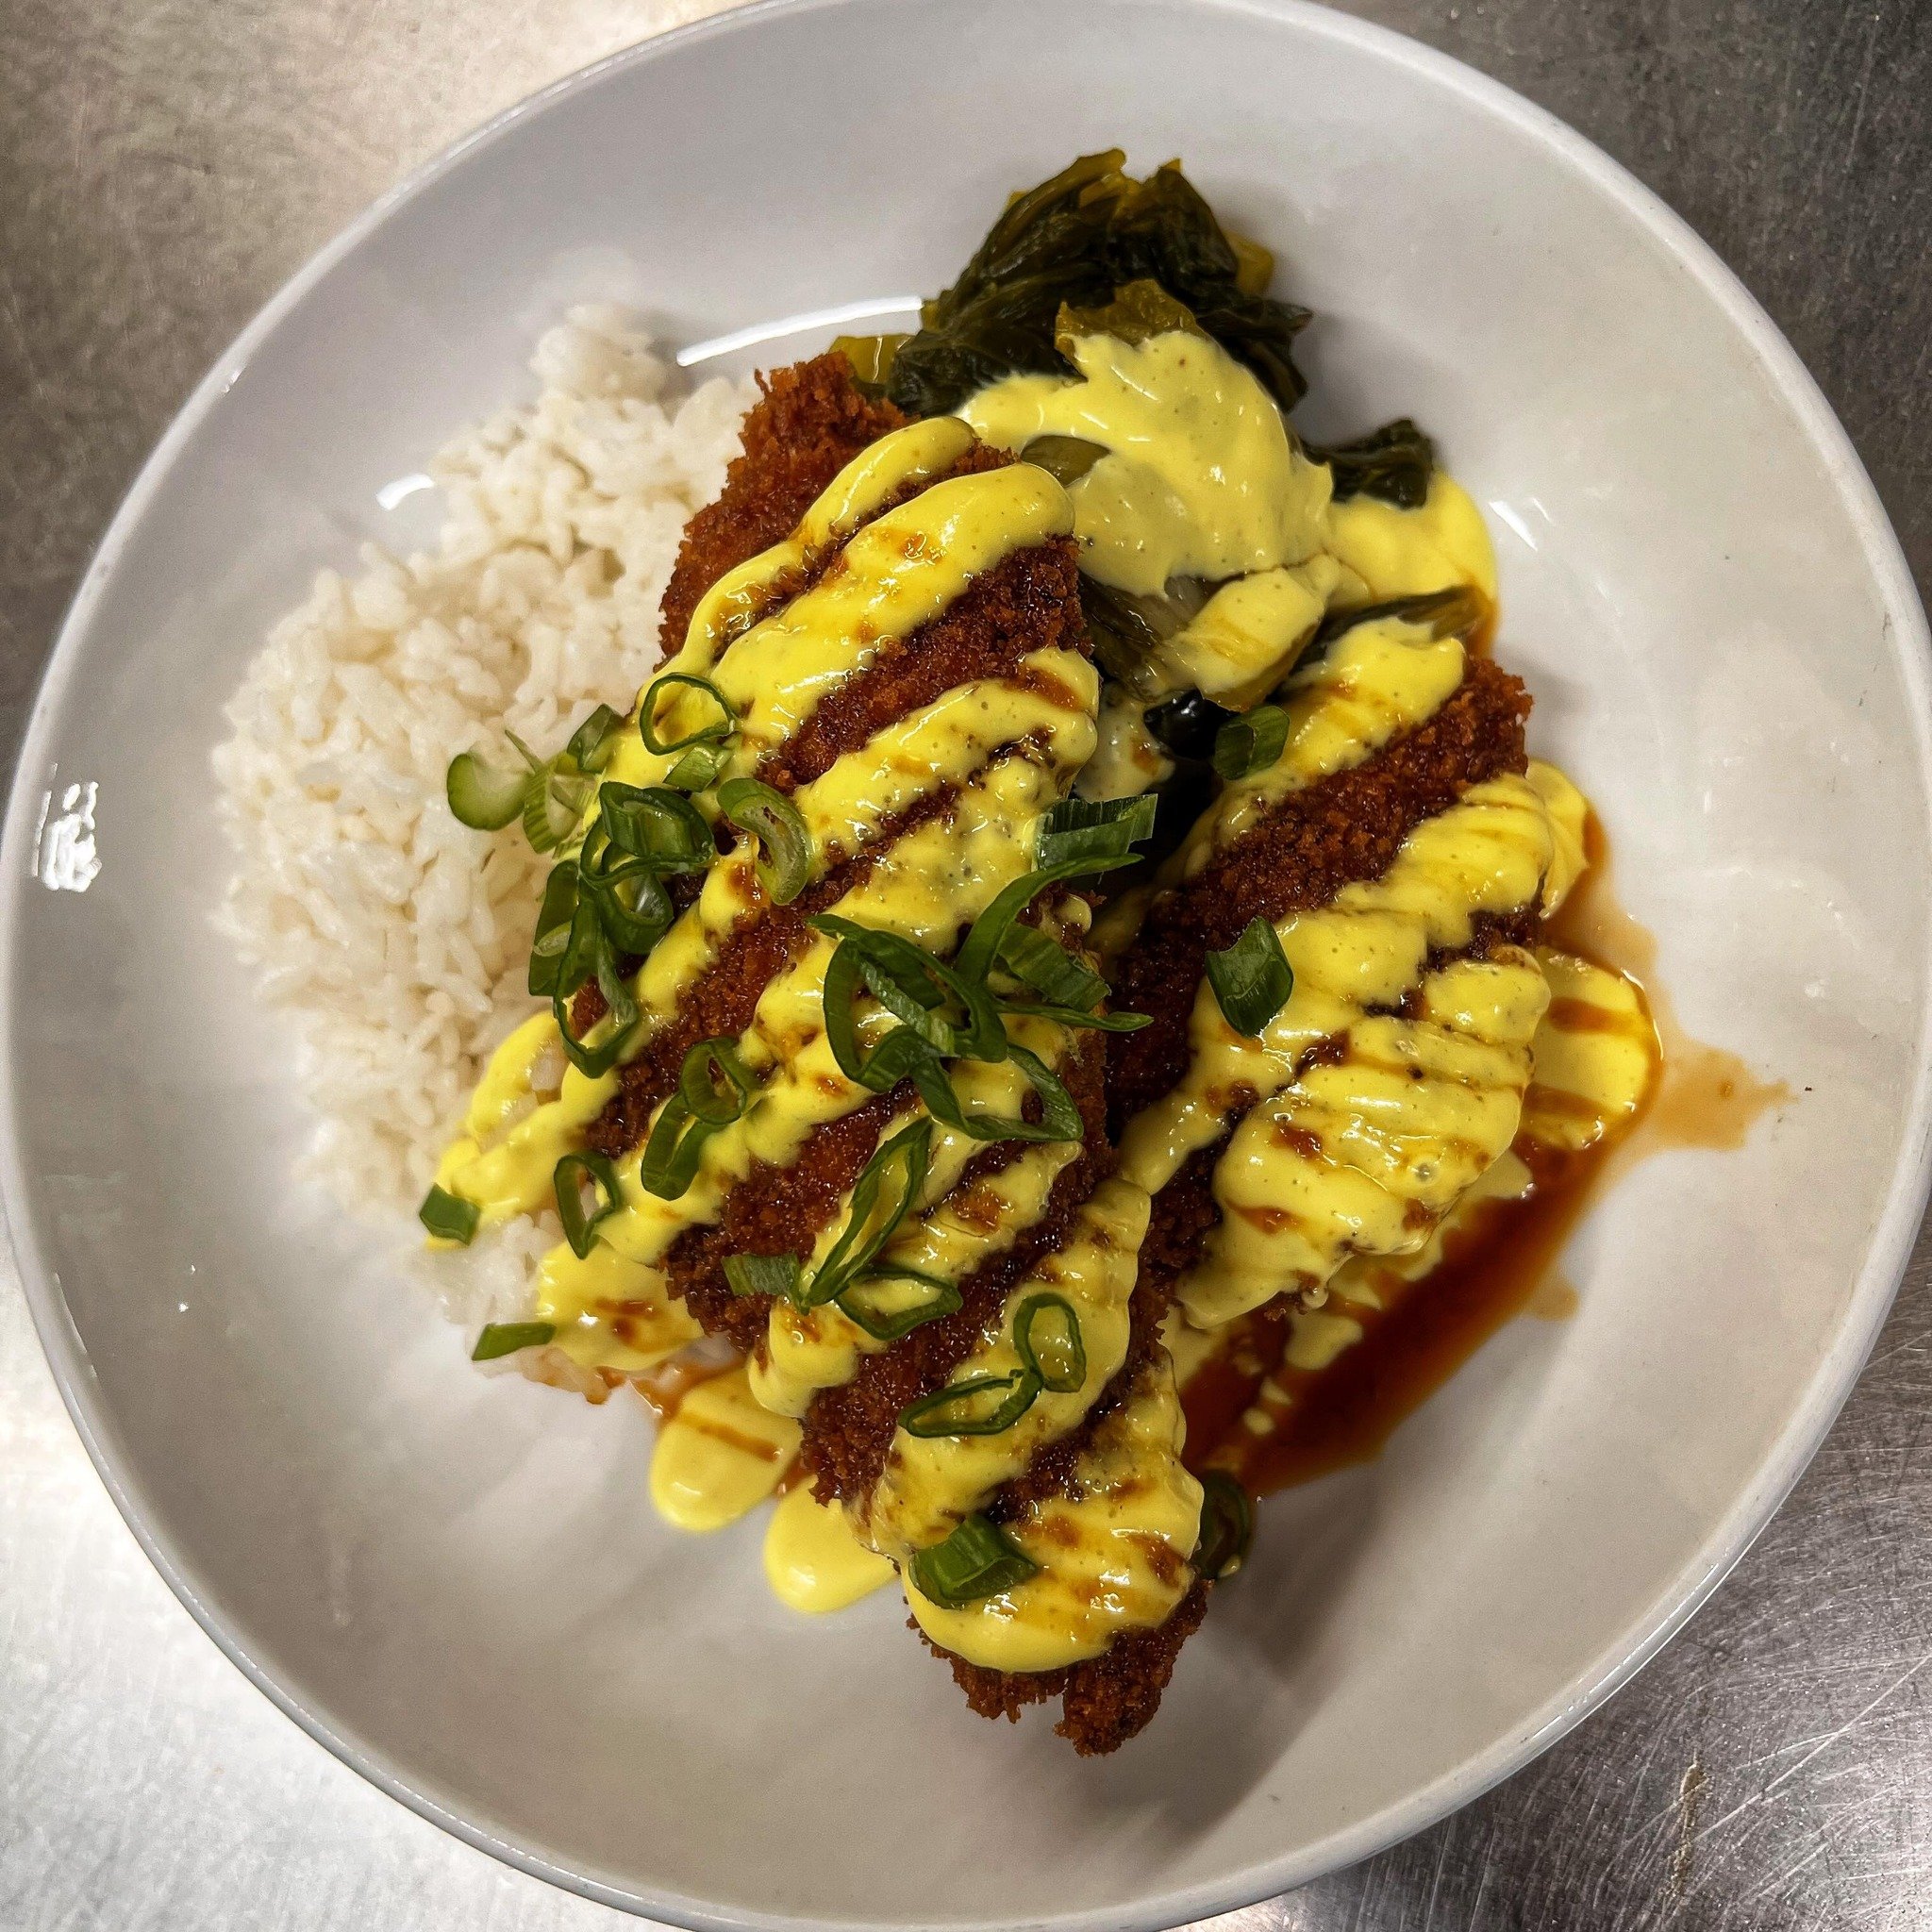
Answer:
859, 1176, 1150, 1563
1326, 473, 1498, 608
680, 417, 978, 670
1147, 553, 1350, 706
1202, 941, 1662, 1443
1180, 942, 1552, 1327
648, 1363, 801, 1532
960, 329, 1332, 596
1517, 947, 1658, 1154
1078, 689, 1174, 802
905, 1362, 1202, 1674
753, 1129, 1079, 1416
703, 465, 1073, 762
1121, 771, 1563, 1208
763, 1481, 896, 1613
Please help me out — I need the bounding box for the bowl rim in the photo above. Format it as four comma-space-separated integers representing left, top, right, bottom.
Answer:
6, 0, 1930, 1925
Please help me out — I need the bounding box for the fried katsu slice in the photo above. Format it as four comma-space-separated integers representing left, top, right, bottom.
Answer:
658, 354, 908, 654
600, 361, 1203, 1754
1104, 601, 1569, 1333
931, 1580, 1209, 1757
1108, 655, 1531, 1129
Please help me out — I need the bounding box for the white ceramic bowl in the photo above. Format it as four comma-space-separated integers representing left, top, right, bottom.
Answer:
8, 1, 1930, 1925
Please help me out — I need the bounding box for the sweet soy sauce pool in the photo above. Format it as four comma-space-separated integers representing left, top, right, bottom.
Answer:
1182, 815, 1789, 1495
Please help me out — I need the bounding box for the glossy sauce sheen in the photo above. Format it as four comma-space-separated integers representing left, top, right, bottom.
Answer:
1182, 818, 1786, 1491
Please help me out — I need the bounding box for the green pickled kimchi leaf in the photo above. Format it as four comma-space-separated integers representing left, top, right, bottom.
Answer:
886, 153, 1310, 418
1307, 416, 1437, 510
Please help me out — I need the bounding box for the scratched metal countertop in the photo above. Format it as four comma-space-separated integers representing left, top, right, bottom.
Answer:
3, 1, 1929, 1926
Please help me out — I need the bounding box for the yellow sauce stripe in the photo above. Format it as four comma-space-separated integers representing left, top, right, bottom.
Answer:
861, 1176, 1150, 1563
708, 465, 1073, 760
763, 1481, 896, 1613
648, 1364, 801, 1533
1166, 614, 1468, 884
962, 328, 1331, 598
1178, 944, 1550, 1327
1121, 771, 1560, 1200
905, 1362, 1201, 1674
680, 418, 978, 671
1326, 473, 1498, 608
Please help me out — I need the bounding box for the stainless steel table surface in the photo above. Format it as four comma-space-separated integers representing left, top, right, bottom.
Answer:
3, 1, 1929, 1926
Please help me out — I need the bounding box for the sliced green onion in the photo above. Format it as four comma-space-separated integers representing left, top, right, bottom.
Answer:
551, 940, 638, 1077
419, 1184, 479, 1244
993, 923, 1152, 1034
471, 1321, 556, 1362
665, 743, 727, 791
1013, 1291, 1086, 1393
565, 703, 626, 774
577, 857, 675, 957
527, 861, 580, 998
718, 776, 812, 905
639, 1095, 715, 1201
913, 1040, 1085, 1145
836, 1266, 963, 1341
522, 757, 596, 854
899, 1370, 1040, 1438
676, 1036, 757, 1125
806, 1120, 932, 1307
445, 752, 526, 831
1035, 792, 1158, 871
599, 784, 714, 872
908, 1514, 1041, 1609
639, 673, 736, 755
997, 922, 1106, 1011
1206, 916, 1294, 1037
953, 853, 1140, 987
554, 1150, 623, 1259
814, 916, 1006, 1067
1211, 703, 1291, 781
1193, 1470, 1255, 1580
724, 1253, 804, 1300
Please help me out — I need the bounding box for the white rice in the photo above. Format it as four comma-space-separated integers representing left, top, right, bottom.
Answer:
213, 305, 754, 1315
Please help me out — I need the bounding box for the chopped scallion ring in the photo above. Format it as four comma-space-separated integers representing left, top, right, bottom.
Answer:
719, 776, 812, 904
1035, 792, 1158, 871
418, 1184, 479, 1244
1012, 1291, 1085, 1393
1211, 703, 1291, 781
1205, 916, 1294, 1037
526, 861, 580, 998
599, 783, 713, 872
445, 752, 526, 831
665, 742, 727, 791
899, 1369, 1040, 1438
724, 1253, 805, 1299
565, 703, 626, 774
836, 1266, 962, 1341
639, 1094, 716, 1200
551, 949, 638, 1078
907, 1514, 1040, 1608
813, 915, 1006, 1065
471, 1321, 556, 1362
806, 1120, 932, 1307
639, 673, 737, 755
522, 757, 596, 854
953, 851, 1139, 987
576, 857, 675, 956
992, 923, 1152, 1034
554, 1150, 624, 1259
1193, 1470, 1255, 1580
676, 1036, 757, 1126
